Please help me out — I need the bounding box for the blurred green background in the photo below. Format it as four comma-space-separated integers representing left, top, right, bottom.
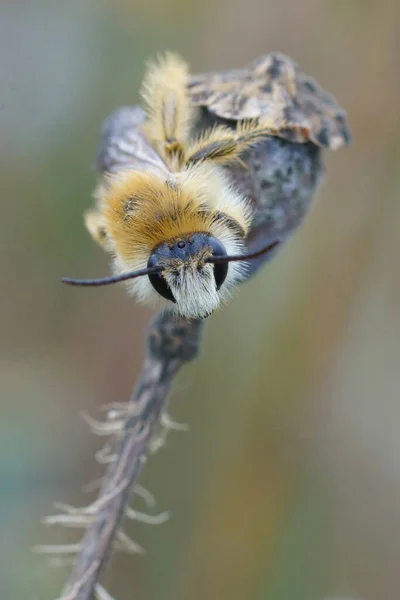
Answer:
1, 1, 399, 599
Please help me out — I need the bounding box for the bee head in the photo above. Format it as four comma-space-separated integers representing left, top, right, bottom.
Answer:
147, 233, 228, 319
62, 236, 280, 320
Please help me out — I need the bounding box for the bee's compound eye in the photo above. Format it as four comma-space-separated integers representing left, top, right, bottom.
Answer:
147, 255, 176, 303
207, 237, 228, 291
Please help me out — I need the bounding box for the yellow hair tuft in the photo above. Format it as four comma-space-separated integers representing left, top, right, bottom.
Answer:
141, 52, 193, 163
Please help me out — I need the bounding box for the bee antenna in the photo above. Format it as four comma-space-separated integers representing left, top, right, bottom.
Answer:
205, 240, 280, 265
61, 266, 164, 287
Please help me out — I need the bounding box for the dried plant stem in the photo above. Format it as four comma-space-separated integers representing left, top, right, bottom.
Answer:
56, 311, 203, 600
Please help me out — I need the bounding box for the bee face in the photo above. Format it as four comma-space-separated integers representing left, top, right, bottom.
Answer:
147, 233, 229, 319
96, 165, 251, 319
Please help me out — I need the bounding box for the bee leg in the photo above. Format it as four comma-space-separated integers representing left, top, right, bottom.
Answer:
185, 119, 307, 166
141, 53, 192, 167
84, 209, 109, 249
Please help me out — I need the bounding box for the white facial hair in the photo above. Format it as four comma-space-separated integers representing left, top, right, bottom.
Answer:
165, 264, 219, 319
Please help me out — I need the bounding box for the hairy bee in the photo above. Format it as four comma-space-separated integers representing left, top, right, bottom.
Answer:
63, 52, 348, 319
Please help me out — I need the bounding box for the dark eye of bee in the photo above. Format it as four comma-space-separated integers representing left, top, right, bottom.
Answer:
147, 255, 176, 303
207, 237, 228, 290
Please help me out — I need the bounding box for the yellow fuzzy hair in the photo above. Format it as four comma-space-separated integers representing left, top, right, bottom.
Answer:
141, 53, 192, 163
84, 208, 108, 248
98, 164, 251, 269
186, 118, 288, 165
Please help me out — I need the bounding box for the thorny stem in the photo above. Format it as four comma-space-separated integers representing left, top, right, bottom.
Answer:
56, 312, 203, 600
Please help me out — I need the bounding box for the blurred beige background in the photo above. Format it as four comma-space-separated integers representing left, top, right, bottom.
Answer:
1, 1, 399, 599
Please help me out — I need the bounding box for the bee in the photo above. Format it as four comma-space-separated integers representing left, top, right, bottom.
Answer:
63, 52, 349, 319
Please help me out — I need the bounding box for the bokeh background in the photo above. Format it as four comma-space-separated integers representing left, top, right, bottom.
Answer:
1, 1, 400, 599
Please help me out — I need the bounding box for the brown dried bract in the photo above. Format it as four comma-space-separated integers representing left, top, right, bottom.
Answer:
188, 52, 351, 151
